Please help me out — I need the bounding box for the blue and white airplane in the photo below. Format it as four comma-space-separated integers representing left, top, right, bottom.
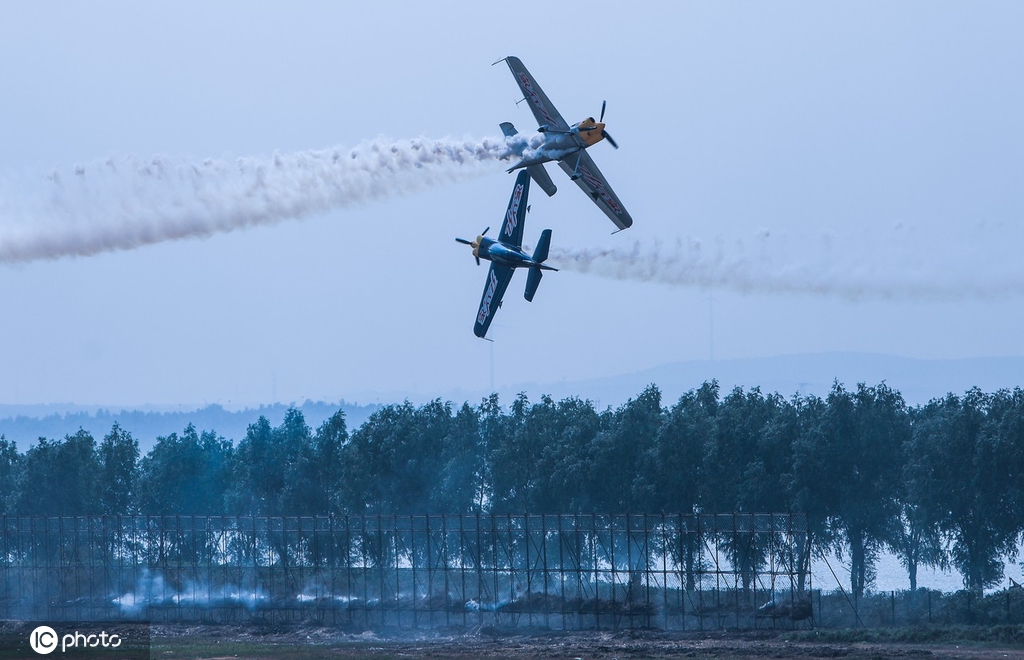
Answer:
457, 170, 557, 339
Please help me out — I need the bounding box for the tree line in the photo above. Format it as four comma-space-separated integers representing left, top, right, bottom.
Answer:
1, 381, 1023, 596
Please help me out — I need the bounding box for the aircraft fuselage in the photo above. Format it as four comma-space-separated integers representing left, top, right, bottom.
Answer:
507, 118, 607, 171
475, 237, 555, 271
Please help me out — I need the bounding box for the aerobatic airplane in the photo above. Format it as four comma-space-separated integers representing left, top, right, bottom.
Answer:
457, 170, 557, 339
495, 55, 633, 231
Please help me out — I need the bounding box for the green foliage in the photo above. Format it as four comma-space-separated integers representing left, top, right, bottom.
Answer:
310, 410, 348, 513
909, 389, 1024, 591
591, 384, 662, 513
226, 409, 318, 515
827, 383, 908, 597
17, 429, 102, 516
3, 384, 1024, 597
98, 423, 139, 515
138, 423, 232, 514
486, 393, 605, 513
0, 436, 21, 515
339, 400, 480, 515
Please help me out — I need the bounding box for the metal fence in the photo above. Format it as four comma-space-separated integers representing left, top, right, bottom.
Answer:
0, 514, 811, 630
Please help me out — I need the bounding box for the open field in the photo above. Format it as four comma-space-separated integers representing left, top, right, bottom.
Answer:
149, 625, 1024, 660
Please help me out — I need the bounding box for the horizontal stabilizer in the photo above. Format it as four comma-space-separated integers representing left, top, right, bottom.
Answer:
527, 164, 557, 197
499, 122, 518, 138
524, 267, 543, 302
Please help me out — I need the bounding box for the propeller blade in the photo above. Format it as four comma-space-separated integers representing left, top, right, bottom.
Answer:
456, 238, 473, 245
599, 100, 606, 123
602, 130, 619, 149
482, 226, 490, 235
475, 256, 480, 266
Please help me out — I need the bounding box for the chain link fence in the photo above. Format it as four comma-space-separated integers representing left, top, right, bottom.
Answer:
1, 513, 817, 629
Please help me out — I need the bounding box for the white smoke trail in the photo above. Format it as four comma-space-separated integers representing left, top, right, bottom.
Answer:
548, 224, 1024, 300
0, 135, 514, 264
502, 131, 573, 164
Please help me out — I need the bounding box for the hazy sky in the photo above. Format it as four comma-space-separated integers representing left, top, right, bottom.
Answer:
2, 2, 1023, 408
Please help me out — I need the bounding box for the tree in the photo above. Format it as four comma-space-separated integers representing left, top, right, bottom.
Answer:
435, 403, 485, 513
17, 429, 102, 516
884, 501, 946, 592
911, 388, 1024, 591
987, 388, 1024, 547
702, 386, 792, 592
0, 436, 21, 515
585, 385, 663, 602
339, 400, 452, 514
816, 383, 907, 598
485, 392, 548, 513
539, 396, 602, 513
887, 407, 946, 590
790, 393, 832, 592
277, 408, 330, 515
305, 410, 348, 514
226, 411, 312, 516
98, 423, 139, 515
635, 381, 718, 590
139, 424, 232, 514
589, 385, 662, 513
701, 386, 794, 513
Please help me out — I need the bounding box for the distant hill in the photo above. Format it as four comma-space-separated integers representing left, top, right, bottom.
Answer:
4, 353, 1022, 451
445, 352, 1024, 409
0, 400, 379, 453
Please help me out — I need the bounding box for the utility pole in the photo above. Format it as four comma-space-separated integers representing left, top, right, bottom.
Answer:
708, 288, 715, 362
489, 343, 495, 393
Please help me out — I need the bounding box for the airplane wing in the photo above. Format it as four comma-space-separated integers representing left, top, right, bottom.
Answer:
474, 263, 515, 338
557, 150, 633, 230
497, 171, 530, 248
502, 56, 571, 132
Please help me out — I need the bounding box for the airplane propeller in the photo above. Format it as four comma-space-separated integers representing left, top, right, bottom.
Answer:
598, 100, 618, 149
455, 227, 489, 265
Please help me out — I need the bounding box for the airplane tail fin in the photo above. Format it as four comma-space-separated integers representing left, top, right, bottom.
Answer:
500, 122, 557, 196
532, 229, 552, 264
525, 229, 555, 302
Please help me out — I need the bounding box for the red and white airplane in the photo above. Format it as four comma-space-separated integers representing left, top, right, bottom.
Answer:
495, 56, 633, 231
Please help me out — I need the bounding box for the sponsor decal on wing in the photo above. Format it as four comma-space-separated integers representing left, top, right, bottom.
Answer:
578, 164, 623, 215
477, 270, 499, 325
518, 72, 559, 128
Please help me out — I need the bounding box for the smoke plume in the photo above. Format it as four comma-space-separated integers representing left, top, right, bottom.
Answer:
0, 136, 513, 264
549, 224, 1024, 300
502, 131, 573, 165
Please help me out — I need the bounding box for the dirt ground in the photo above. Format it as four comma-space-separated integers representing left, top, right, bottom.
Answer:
150, 626, 1024, 660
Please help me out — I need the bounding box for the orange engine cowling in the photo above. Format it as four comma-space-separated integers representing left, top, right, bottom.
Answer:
576, 117, 606, 147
